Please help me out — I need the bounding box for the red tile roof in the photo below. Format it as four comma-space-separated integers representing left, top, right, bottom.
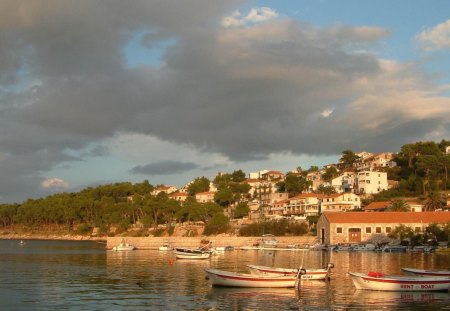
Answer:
364, 201, 391, 210
323, 212, 450, 224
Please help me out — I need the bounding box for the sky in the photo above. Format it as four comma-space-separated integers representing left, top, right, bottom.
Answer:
1, 0, 450, 204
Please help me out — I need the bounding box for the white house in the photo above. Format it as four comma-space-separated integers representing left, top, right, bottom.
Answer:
283, 193, 322, 217
356, 170, 388, 195
321, 193, 361, 212
195, 191, 216, 203
327, 171, 356, 193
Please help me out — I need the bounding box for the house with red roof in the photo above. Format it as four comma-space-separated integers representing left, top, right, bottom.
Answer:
321, 193, 361, 212
317, 212, 450, 245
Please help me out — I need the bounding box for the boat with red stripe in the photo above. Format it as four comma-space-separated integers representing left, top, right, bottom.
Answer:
348, 271, 450, 291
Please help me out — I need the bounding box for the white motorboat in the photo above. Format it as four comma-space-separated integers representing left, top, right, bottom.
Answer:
348, 271, 450, 291
112, 242, 136, 251
247, 263, 334, 280
175, 247, 212, 259
205, 268, 306, 288
401, 267, 450, 277
159, 242, 172, 251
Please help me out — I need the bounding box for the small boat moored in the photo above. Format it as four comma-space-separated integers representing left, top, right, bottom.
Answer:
159, 242, 173, 251
205, 268, 306, 288
175, 247, 212, 259
247, 263, 334, 280
112, 241, 136, 251
401, 267, 450, 277
348, 271, 450, 291
380, 245, 408, 252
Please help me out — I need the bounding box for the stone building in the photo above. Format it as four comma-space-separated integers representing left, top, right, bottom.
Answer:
317, 211, 450, 245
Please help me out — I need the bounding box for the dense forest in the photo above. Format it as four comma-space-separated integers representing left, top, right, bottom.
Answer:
0, 140, 449, 237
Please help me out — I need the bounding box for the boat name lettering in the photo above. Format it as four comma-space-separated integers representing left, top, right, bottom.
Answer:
400, 284, 414, 289
421, 284, 434, 289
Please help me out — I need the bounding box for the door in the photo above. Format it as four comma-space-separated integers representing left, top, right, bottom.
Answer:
321, 228, 325, 244
348, 228, 361, 243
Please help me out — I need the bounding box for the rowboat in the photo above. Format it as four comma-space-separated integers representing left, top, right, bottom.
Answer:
175, 247, 212, 259
205, 268, 305, 287
246, 263, 334, 280
401, 267, 450, 277
348, 272, 450, 291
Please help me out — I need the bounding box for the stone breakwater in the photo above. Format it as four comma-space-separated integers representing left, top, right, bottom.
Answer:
107, 236, 318, 250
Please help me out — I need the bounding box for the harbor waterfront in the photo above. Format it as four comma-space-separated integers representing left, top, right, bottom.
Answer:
2, 240, 450, 310
106, 236, 317, 250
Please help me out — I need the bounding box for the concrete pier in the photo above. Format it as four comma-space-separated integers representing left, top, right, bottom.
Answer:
106, 235, 318, 250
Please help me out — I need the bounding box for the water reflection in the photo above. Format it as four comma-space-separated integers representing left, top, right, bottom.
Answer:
349, 290, 450, 310
3, 240, 450, 310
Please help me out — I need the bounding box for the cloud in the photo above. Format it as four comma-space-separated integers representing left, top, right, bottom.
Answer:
130, 161, 199, 176
417, 19, 450, 51
41, 178, 70, 190
0, 2, 449, 203
222, 7, 278, 28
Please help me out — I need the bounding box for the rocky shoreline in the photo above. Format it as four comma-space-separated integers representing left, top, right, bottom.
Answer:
0, 233, 105, 241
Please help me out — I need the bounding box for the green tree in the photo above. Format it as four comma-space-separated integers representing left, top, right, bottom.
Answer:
322, 167, 338, 182
231, 170, 246, 182
187, 177, 210, 196
316, 184, 336, 195
233, 202, 250, 219
214, 188, 234, 207
340, 150, 359, 168
388, 199, 409, 212
424, 192, 446, 211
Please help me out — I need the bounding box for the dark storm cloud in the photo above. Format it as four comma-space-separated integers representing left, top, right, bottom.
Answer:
131, 161, 199, 176
0, 0, 449, 203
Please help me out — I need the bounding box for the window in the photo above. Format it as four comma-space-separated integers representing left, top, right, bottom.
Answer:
366, 227, 372, 234
376, 227, 381, 233
386, 227, 391, 233
337, 227, 343, 234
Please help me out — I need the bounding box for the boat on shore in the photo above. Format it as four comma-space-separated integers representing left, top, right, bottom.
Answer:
112, 241, 136, 251
348, 271, 450, 291
205, 268, 305, 288
175, 247, 212, 259
401, 267, 450, 277
247, 263, 334, 280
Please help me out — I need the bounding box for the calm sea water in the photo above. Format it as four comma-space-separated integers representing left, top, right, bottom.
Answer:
1, 240, 450, 310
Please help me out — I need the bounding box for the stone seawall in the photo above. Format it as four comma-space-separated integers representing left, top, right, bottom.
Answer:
107, 235, 318, 250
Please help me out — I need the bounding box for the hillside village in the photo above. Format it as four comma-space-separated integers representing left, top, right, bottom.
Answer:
1, 142, 450, 243
153, 149, 450, 221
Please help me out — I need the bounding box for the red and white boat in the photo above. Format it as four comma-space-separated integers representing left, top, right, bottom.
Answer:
205, 268, 305, 287
401, 267, 450, 277
348, 271, 450, 292
246, 263, 334, 280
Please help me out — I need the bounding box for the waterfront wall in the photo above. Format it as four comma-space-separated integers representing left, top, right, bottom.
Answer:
107, 235, 318, 250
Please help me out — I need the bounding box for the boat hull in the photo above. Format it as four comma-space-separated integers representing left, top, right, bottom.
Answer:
401, 267, 450, 277
247, 265, 329, 280
205, 268, 298, 288
348, 272, 450, 291
175, 248, 211, 259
